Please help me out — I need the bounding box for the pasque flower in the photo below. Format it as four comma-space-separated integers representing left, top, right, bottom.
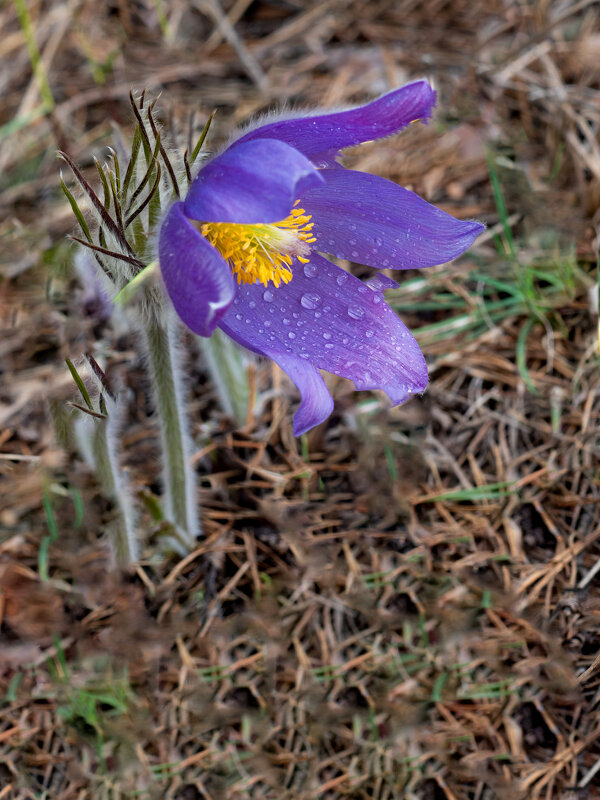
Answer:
158, 81, 483, 435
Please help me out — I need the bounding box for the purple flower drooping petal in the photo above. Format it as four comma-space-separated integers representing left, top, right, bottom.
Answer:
304, 169, 485, 269
184, 139, 324, 225
264, 350, 334, 435
159, 202, 235, 336
235, 81, 436, 168
218, 253, 428, 430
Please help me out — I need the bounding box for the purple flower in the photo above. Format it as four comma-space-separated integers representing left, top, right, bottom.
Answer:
158, 81, 483, 435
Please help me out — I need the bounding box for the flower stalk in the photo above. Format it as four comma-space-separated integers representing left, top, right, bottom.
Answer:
60, 93, 239, 560
198, 328, 253, 426
66, 357, 138, 566
89, 403, 139, 565
142, 313, 200, 551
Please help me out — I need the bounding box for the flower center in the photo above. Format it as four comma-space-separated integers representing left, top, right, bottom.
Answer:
200, 203, 316, 288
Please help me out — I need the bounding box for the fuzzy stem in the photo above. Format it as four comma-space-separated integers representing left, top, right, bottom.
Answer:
199, 328, 252, 426
143, 312, 200, 551
91, 413, 139, 565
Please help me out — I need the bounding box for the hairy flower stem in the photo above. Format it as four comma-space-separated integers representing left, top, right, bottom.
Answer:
143, 312, 200, 552
91, 413, 138, 565
199, 329, 252, 426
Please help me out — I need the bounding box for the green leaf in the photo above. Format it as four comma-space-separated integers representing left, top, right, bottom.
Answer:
60, 177, 92, 243
191, 111, 216, 163
65, 358, 94, 410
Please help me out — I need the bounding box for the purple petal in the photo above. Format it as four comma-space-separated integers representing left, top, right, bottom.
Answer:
305, 169, 484, 269
159, 202, 235, 337
235, 81, 436, 167
184, 139, 323, 224
218, 253, 427, 432
266, 351, 334, 435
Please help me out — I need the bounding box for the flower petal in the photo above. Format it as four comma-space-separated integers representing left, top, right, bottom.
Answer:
184, 139, 323, 224
218, 253, 427, 432
235, 81, 436, 167
266, 351, 334, 436
305, 169, 484, 268
158, 202, 235, 337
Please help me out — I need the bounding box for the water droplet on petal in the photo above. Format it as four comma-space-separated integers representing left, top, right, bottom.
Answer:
283, 318, 291, 325
303, 263, 317, 278
323, 332, 332, 340
300, 292, 322, 310
288, 331, 296, 339
263, 290, 274, 302
347, 305, 365, 320
351, 250, 359, 258
248, 300, 256, 309
336, 273, 348, 286
324, 343, 334, 349
365, 329, 374, 338
235, 313, 243, 320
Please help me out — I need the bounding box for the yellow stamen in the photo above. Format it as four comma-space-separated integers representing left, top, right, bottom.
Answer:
200, 203, 316, 288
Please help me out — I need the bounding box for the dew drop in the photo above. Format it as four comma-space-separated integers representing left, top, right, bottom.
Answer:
264, 320, 271, 327
336, 272, 348, 286
351, 250, 359, 258
347, 305, 365, 320
235, 313, 243, 320
324, 342, 334, 349
300, 292, 322, 310
288, 331, 296, 339
283, 318, 291, 325
372, 295, 382, 304
365, 329, 374, 338
303, 263, 318, 278
248, 300, 256, 309
263, 290, 274, 303
323, 332, 332, 340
